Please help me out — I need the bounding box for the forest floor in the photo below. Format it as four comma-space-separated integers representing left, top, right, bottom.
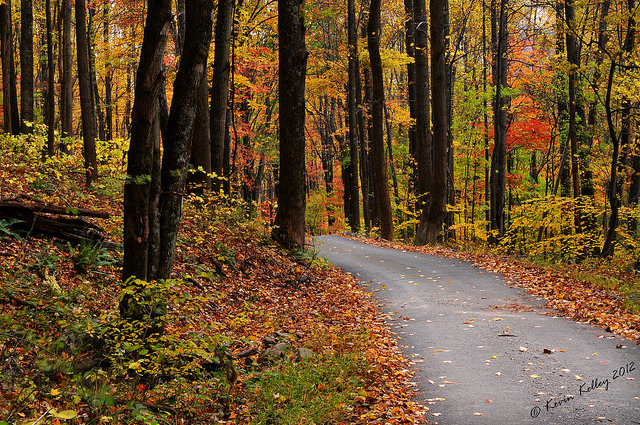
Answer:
0, 141, 429, 424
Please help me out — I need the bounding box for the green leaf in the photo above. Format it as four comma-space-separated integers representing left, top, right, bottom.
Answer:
50, 410, 78, 419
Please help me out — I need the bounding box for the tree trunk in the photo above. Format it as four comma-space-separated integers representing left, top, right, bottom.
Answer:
89, 7, 106, 143
272, 0, 308, 249
603, 0, 635, 256
416, 0, 448, 245
123, 0, 172, 283
210, 0, 234, 193
156, 0, 214, 279
412, 0, 433, 245
0, 0, 16, 134
45, 0, 56, 156
76, 0, 99, 185
489, 0, 508, 241
565, 0, 581, 205
404, 0, 417, 237
188, 69, 212, 191
367, 0, 393, 241
104, 1, 113, 141
60, 0, 73, 152
347, 0, 360, 233
20, 0, 35, 133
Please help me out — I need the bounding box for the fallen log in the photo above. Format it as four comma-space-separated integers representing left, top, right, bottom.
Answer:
0, 194, 117, 250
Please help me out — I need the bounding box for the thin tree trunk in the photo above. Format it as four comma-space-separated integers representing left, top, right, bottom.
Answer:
76, 0, 98, 185
210, 0, 234, 193
367, 0, 393, 240
60, 0, 73, 152
0, 0, 15, 134
45, 0, 56, 156
104, 1, 113, 141
347, 0, 360, 232
188, 68, 212, 191
21, 0, 35, 133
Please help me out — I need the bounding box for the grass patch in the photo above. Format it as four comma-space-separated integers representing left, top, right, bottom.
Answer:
247, 353, 366, 424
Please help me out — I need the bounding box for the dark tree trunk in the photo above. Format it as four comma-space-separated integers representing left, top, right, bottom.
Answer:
367, 0, 393, 241
210, 0, 234, 193
1, 0, 18, 134
188, 69, 212, 191
104, 1, 113, 141
45, 0, 56, 156
412, 0, 433, 245
357, 30, 372, 232
489, 0, 508, 241
157, 0, 214, 279
272, 0, 308, 249
60, 0, 73, 152
347, 0, 360, 233
603, 0, 635, 255
404, 0, 417, 234
76, 0, 99, 185
416, 0, 448, 245
89, 7, 106, 143
565, 0, 581, 203
123, 0, 172, 283
21, 0, 35, 133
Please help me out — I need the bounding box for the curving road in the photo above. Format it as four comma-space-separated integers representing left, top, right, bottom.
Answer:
313, 235, 640, 425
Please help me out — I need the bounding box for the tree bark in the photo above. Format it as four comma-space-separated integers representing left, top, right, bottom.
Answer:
412, 0, 433, 245
210, 0, 234, 193
123, 0, 172, 283
188, 69, 212, 191
272, 0, 308, 249
416, 0, 448, 245
347, 0, 360, 233
367, 0, 394, 241
45, 0, 56, 156
157, 0, 214, 279
21, 0, 35, 134
0, 0, 16, 134
489, 0, 508, 241
60, 0, 73, 152
76, 0, 99, 185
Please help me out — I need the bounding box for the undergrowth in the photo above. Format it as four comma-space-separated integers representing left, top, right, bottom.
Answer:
0, 134, 426, 424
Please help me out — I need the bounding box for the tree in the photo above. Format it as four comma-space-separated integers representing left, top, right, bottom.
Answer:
61, 0, 73, 153
157, 0, 214, 279
45, 0, 56, 156
0, 0, 19, 134
123, 0, 172, 283
76, 0, 99, 185
489, 0, 508, 241
20, 0, 35, 134
367, 0, 393, 241
210, 0, 234, 193
272, 0, 308, 249
346, 0, 360, 233
412, 0, 432, 245
416, 0, 449, 245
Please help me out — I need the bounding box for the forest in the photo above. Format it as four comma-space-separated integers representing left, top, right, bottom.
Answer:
1, 0, 639, 423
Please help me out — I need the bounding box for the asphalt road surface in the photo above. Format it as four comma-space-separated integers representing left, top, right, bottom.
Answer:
313, 235, 640, 425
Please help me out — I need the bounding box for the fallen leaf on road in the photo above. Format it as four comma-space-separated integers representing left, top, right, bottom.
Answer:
519, 346, 528, 352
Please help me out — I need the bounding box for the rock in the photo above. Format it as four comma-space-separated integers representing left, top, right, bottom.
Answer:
257, 342, 290, 365
296, 347, 314, 361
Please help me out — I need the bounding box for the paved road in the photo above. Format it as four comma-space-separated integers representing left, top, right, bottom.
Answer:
313, 235, 640, 424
